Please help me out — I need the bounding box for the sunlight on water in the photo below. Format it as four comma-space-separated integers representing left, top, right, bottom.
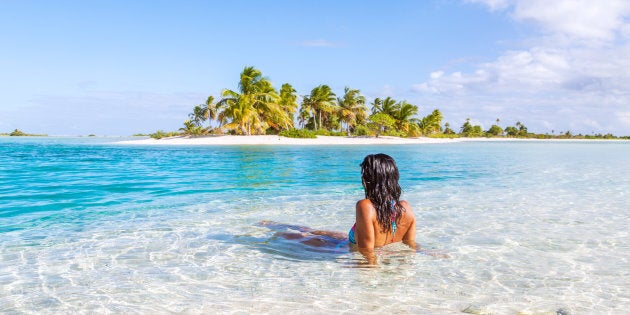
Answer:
0, 137, 628, 313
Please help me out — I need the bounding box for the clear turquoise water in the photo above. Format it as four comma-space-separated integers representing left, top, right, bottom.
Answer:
1, 137, 628, 313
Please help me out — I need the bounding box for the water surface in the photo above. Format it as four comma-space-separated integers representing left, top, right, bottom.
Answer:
0, 137, 628, 313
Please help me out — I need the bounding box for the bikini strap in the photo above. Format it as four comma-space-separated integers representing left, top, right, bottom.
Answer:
390, 200, 397, 242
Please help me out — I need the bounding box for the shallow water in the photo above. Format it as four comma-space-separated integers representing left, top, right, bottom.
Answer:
0, 137, 628, 313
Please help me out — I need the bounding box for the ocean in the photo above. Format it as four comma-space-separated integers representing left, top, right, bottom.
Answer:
0, 137, 628, 313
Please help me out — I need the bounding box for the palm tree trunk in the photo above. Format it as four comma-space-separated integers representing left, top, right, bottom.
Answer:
318, 111, 322, 131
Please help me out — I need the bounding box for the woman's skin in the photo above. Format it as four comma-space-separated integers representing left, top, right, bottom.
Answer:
354, 199, 416, 264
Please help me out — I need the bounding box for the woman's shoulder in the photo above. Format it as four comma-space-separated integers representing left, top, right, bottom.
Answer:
398, 199, 411, 209
355, 199, 376, 218
398, 200, 415, 217
356, 199, 412, 210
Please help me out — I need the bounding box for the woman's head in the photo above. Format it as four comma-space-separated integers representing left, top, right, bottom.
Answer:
360, 153, 404, 231
360, 154, 400, 198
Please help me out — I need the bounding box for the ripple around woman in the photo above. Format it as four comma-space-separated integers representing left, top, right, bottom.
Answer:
260, 153, 446, 264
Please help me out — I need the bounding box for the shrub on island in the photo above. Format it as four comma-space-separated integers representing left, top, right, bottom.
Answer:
278, 129, 317, 138
314, 129, 346, 137
10, 129, 25, 136
353, 125, 371, 137
428, 133, 460, 139
3, 129, 47, 136
150, 130, 182, 139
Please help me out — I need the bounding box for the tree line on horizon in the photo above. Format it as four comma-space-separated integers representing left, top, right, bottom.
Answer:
147, 66, 625, 140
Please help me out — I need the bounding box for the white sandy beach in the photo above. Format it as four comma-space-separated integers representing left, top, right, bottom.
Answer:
116, 135, 463, 145
115, 135, 620, 146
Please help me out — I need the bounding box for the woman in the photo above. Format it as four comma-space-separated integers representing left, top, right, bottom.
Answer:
349, 153, 417, 263
260, 153, 433, 263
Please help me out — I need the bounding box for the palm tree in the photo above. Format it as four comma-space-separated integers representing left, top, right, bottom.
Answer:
371, 97, 383, 113
302, 85, 337, 131
217, 66, 290, 135
204, 96, 224, 129
180, 120, 205, 137
298, 97, 312, 128
219, 89, 258, 135
278, 83, 298, 130
392, 101, 419, 134
252, 79, 292, 132
370, 97, 421, 136
371, 97, 399, 117
443, 122, 455, 134
515, 121, 528, 136
189, 104, 208, 127
337, 87, 367, 136
419, 109, 443, 135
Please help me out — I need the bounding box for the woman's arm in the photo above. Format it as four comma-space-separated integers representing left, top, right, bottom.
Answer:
355, 199, 377, 265
400, 200, 417, 250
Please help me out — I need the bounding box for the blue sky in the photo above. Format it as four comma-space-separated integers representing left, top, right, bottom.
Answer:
1, 0, 629, 136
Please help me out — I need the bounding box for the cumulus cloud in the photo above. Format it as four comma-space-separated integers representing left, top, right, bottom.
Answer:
414, 0, 630, 135
470, 0, 630, 41
430, 71, 444, 79
512, 0, 630, 41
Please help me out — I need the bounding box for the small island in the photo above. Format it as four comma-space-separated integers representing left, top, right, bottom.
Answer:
0, 129, 47, 137
4, 67, 628, 142
144, 67, 629, 141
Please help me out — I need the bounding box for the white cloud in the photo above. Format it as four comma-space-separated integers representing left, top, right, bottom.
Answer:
469, 0, 630, 41
512, 0, 630, 41
430, 71, 444, 79
618, 112, 630, 125
412, 1, 630, 135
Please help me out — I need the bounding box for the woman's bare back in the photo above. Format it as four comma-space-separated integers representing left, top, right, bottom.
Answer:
353, 199, 416, 248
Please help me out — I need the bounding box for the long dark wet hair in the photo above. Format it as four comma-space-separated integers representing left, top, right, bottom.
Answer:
360, 153, 405, 233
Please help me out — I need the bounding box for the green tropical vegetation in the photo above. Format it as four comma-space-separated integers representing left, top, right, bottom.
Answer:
300, 84, 338, 131
368, 112, 396, 137
0, 129, 47, 136
10, 129, 25, 136
278, 129, 317, 139
216, 66, 292, 135
337, 87, 367, 136
148, 66, 629, 140
149, 130, 182, 139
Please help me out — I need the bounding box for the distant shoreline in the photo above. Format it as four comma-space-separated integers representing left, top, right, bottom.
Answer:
114, 135, 628, 146
116, 135, 452, 145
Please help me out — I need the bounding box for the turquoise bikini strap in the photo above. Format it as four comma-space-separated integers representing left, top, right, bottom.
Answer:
390, 200, 397, 241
